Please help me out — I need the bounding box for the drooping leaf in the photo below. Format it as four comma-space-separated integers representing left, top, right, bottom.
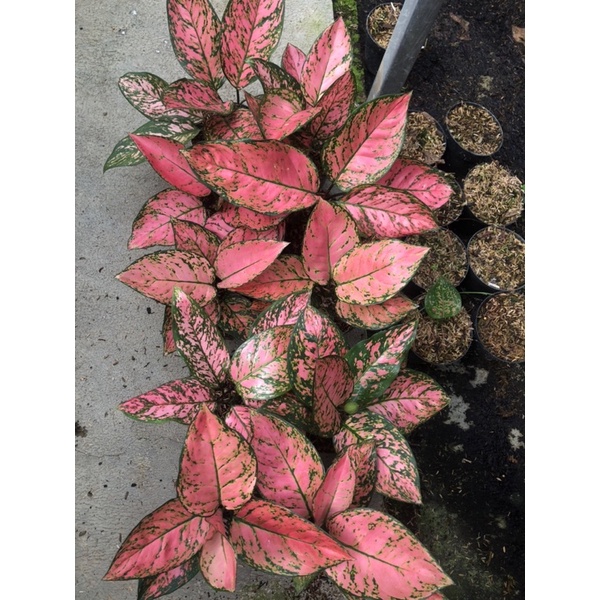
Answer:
254, 93, 322, 140
251, 290, 311, 333
200, 511, 237, 591
230, 498, 350, 575
104, 498, 209, 580
220, 0, 284, 89
162, 79, 234, 116
312, 453, 356, 527
346, 441, 377, 507
281, 43, 306, 82
219, 201, 286, 231
130, 135, 211, 197
167, 0, 224, 88
326, 508, 452, 599
322, 94, 411, 191
336, 295, 417, 330
173, 220, 219, 263
119, 378, 215, 424
184, 141, 320, 215
219, 293, 260, 337
204, 109, 263, 141
137, 557, 199, 600
332, 240, 429, 305
251, 58, 303, 98
117, 250, 215, 305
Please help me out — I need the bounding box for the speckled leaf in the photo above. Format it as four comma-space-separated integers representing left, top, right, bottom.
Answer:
313, 356, 353, 437
220, 0, 284, 89
332, 240, 429, 305
163, 79, 234, 115
367, 370, 450, 434
255, 93, 322, 140
251, 291, 311, 333
230, 499, 350, 575
167, 0, 223, 88
336, 295, 416, 330
137, 557, 199, 600
312, 453, 356, 527
204, 212, 236, 239
218, 227, 281, 254
334, 411, 421, 504
302, 200, 359, 285
131, 135, 211, 197
251, 58, 303, 98
346, 441, 377, 507
301, 18, 352, 105
322, 94, 411, 191
163, 306, 177, 354
261, 392, 311, 431
184, 141, 320, 215
177, 405, 257, 515
129, 189, 207, 250
281, 43, 306, 82
119, 378, 215, 424
230, 326, 293, 401
200, 511, 237, 591
172, 288, 230, 387
173, 220, 219, 263
104, 498, 209, 580
219, 293, 259, 337
326, 508, 452, 599
376, 157, 455, 210
233, 255, 314, 301
117, 251, 216, 305
219, 202, 287, 232
225, 405, 254, 442
205, 109, 263, 141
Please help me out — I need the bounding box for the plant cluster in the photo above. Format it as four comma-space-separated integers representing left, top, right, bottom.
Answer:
103, 0, 460, 598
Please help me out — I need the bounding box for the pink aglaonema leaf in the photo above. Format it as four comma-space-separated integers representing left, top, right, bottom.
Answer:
326, 508, 453, 599
184, 141, 320, 215
215, 240, 288, 289
255, 93, 322, 141
251, 58, 303, 98
230, 498, 350, 575
200, 511, 237, 591
336, 295, 416, 330
137, 557, 199, 600
251, 290, 311, 333
220, 0, 284, 89
302, 200, 359, 285
233, 255, 314, 301
167, 0, 223, 89
334, 411, 421, 504
119, 378, 214, 424
162, 79, 234, 116
219, 201, 286, 231
204, 211, 236, 240
376, 157, 456, 210
338, 184, 438, 239
332, 240, 429, 305
172, 288, 230, 388
177, 405, 257, 516
261, 392, 310, 431
288, 306, 347, 406
103, 498, 209, 580
346, 441, 377, 507
312, 452, 356, 527
313, 356, 353, 437
230, 325, 293, 402
367, 369, 450, 434
322, 94, 411, 191
217, 226, 280, 253
173, 220, 219, 264
128, 189, 207, 250
301, 17, 352, 105
281, 43, 306, 82
163, 306, 177, 354
116, 250, 216, 305
130, 135, 211, 197
204, 109, 263, 141
225, 405, 254, 442
219, 293, 260, 337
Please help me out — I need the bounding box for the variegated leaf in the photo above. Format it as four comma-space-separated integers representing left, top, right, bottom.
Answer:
230, 325, 293, 401
336, 295, 417, 330
332, 240, 429, 305
177, 405, 257, 515
367, 370, 450, 434
255, 93, 322, 140
301, 18, 352, 105
130, 135, 211, 197
184, 141, 320, 215
104, 498, 209, 580
313, 356, 353, 437
137, 557, 199, 600
261, 392, 311, 431
322, 94, 411, 191
302, 200, 359, 285
346, 441, 377, 507
162, 306, 177, 354
117, 251, 216, 305
172, 288, 230, 387
167, 0, 223, 88
326, 508, 452, 599
218, 226, 280, 253
119, 378, 214, 424
251, 58, 303, 98
219, 293, 260, 337
200, 511, 237, 591
225, 405, 254, 442
204, 109, 263, 141
230, 499, 350, 575
220, 0, 284, 89
281, 43, 306, 82
162, 79, 234, 115
173, 220, 219, 263
219, 201, 286, 231
251, 290, 311, 333
204, 211, 236, 239
334, 411, 421, 504
312, 452, 356, 527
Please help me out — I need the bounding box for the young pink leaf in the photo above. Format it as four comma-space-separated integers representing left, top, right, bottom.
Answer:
219, 202, 286, 231
332, 240, 429, 305
220, 0, 284, 89
312, 453, 356, 527
313, 356, 353, 437
251, 290, 311, 333
167, 0, 223, 88
116, 250, 216, 305
322, 94, 411, 191
219, 293, 260, 337
336, 295, 416, 330
302, 200, 359, 285
130, 135, 211, 197
173, 220, 219, 264
119, 378, 215, 424
177, 405, 257, 515
338, 184, 438, 239
255, 93, 322, 141
281, 43, 306, 82
301, 18, 352, 105
200, 512, 237, 591
172, 288, 230, 387
104, 498, 209, 580
162, 79, 234, 116
128, 189, 207, 250
230, 499, 350, 575
204, 211, 236, 240
326, 508, 453, 599
184, 141, 320, 215
251, 58, 303, 97
163, 306, 177, 354
376, 157, 456, 210
230, 325, 293, 401
367, 370, 450, 434
204, 109, 263, 141
225, 405, 254, 442
346, 441, 377, 507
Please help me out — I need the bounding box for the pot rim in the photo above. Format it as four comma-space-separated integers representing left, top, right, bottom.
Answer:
366, 2, 405, 49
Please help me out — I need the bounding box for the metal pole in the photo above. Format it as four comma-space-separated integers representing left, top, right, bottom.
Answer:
367, 0, 445, 100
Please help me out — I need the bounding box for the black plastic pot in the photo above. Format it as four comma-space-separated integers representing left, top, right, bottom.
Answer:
403, 110, 447, 165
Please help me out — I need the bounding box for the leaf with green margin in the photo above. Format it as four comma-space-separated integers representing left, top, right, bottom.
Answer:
251, 58, 303, 98
251, 290, 312, 333
346, 441, 377, 507
162, 79, 234, 116
200, 511, 237, 591
261, 392, 311, 431
335, 295, 417, 330
173, 220, 219, 264
312, 452, 356, 527
204, 108, 263, 141
219, 292, 261, 337
281, 43, 306, 82
137, 556, 199, 600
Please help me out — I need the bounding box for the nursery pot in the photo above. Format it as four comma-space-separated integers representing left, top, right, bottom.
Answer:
403, 110, 447, 165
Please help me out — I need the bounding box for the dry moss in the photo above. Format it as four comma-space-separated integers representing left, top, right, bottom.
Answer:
367, 2, 402, 49
434, 174, 465, 225
445, 102, 503, 155
402, 111, 446, 165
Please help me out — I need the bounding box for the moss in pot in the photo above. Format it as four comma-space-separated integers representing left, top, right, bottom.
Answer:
402, 111, 446, 165
433, 173, 465, 226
